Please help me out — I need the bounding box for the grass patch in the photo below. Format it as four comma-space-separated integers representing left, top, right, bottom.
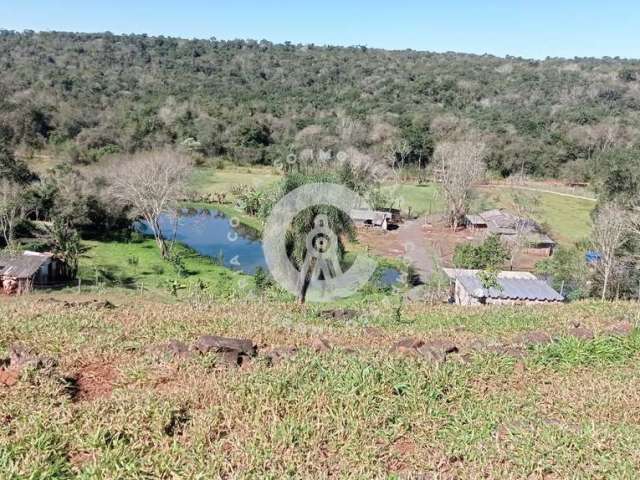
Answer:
381, 183, 445, 217
533, 333, 640, 368
380, 182, 593, 246
476, 187, 594, 245
189, 165, 280, 196
1, 298, 640, 477
79, 239, 249, 295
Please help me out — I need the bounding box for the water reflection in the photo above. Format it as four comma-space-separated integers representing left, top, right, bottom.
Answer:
138, 208, 266, 274
138, 208, 404, 286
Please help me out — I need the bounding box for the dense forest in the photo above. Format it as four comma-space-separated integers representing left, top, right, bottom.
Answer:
1, 30, 640, 181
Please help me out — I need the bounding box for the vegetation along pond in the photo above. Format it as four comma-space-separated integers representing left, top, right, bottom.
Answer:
138, 208, 267, 274
139, 207, 402, 285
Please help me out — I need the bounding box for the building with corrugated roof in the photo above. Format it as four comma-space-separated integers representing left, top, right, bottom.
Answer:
443, 268, 564, 306
0, 251, 67, 295
464, 209, 556, 256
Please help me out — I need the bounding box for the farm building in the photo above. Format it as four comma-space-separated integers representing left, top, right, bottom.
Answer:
0, 252, 67, 295
443, 268, 564, 306
465, 209, 555, 256
350, 209, 394, 230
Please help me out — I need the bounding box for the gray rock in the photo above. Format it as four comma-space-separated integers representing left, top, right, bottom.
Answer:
318, 309, 358, 321
515, 331, 553, 347
193, 336, 256, 356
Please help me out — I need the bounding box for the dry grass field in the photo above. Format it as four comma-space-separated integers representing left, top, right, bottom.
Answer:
1, 294, 639, 478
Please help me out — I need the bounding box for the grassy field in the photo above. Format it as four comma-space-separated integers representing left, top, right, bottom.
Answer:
189, 164, 281, 195
78, 239, 251, 297
476, 187, 595, 245
382, 181, 594, 246
381, 183, 445, 217
1, 296, 639, 478
77, 237, 400, 302
188, 166, 594, 246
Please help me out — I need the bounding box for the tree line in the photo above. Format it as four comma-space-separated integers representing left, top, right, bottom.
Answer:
1, 30, 640, 185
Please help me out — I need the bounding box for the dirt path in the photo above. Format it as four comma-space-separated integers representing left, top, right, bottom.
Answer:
398, 218, 435, 283
479, 184, 597, 202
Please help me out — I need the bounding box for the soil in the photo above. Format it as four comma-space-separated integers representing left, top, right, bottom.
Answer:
357, 216, 548, 280
72, 362, 120, 401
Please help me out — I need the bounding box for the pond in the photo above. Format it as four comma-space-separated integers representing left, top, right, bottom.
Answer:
138, 208, 402, 286
379, 267, 402, 287
137, 208, 267, 274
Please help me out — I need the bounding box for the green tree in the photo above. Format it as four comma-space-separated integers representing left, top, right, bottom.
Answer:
0, 144, 37, 184
453, 235, 510, 270
49, 218, 82, 280
535, 246, 589, 300
280, 172, 356, 303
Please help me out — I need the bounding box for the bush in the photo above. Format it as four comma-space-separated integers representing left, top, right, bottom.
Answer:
254, 267, 273, 292
168, 254, 188, 277
453, 235, 509, 270
130, 231, 145, 243
237, 188, 264, 216
151, 264, 165, 275
535, 246, 589, 299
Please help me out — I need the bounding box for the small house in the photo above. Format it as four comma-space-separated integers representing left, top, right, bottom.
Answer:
0, 252, 67, 295
378, 208, 402, 224
351, 209, 393, 230
465, 214, 488, 230
501, 232, 556, 256
443, 268, 564, 306
464, 209, 555, 256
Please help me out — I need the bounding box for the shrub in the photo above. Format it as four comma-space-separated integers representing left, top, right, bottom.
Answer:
130, 231, 145, 243
254, 266, 273, 292
453, 235, 509, 270
151, 264, 165, 275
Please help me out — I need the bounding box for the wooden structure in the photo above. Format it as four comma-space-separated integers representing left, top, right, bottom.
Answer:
0, 252, 67, 295
465, 209, 555, 256
350, 209, 394, 230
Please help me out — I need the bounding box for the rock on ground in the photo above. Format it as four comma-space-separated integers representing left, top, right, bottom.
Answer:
194, 336, 256, 356
0, 344, 57, 387
391, 337, 458, 364
193, 335, 257, 368
604, 321, 635, 337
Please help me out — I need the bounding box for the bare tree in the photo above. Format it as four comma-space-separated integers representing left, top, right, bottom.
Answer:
435, 141, 486, 230
107, 150, 193, 259
507, 192, 541, 270
383, 140, 410, 185
592, 203, 632, 300
0, 179, 25, 249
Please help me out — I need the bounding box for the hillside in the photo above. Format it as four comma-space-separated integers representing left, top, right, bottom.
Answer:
1, 294, 639, 477
1, 30, 640, 181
